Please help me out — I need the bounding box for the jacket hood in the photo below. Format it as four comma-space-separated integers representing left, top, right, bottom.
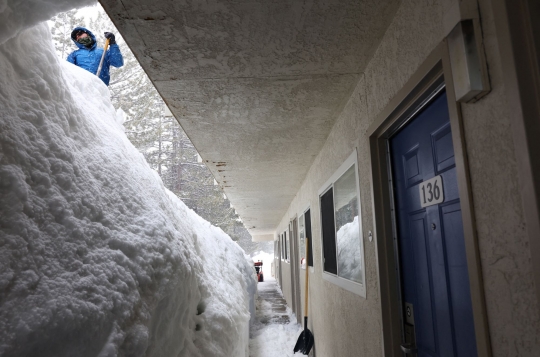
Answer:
71, 27, 97, 50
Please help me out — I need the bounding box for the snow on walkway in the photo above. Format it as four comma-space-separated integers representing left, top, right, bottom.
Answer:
249, 278, 304, 357
0, 3, 256, 356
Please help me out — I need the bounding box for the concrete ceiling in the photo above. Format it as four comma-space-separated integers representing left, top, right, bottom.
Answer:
100, 0, 400, 237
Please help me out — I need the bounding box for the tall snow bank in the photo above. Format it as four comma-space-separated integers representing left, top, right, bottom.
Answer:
0, 0, 95, 45
0, 21, 256, 357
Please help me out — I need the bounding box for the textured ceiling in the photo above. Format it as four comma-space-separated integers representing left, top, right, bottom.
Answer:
100, 0, 400, 236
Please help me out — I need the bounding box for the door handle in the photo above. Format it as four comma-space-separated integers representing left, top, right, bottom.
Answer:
400, 343, 418, 355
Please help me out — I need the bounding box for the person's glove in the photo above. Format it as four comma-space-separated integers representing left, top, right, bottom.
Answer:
104, 32, 116, 45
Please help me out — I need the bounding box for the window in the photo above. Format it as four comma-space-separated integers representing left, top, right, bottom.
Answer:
299, 214, 305, 264
305, 210, 313, 267
299, 208, 313, 268
284, 231, 289, 262
280, 233, 285, 260
318, 150, 365, 296
321, 188, 337, 274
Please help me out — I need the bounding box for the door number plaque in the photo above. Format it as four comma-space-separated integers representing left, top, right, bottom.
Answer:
419, 175, 444, 207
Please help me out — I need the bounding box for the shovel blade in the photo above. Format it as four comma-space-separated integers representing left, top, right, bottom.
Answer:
293, 329, 314, 355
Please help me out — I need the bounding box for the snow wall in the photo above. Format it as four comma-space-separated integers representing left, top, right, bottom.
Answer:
0, 2, 256, 356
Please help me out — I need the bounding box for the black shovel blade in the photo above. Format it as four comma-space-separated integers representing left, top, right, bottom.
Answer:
293, 328, 314, 355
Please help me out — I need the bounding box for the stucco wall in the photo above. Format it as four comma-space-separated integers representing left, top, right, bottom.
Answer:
458, 0, 540, 355
278, 261, 293, 310
275, 0, 540, 356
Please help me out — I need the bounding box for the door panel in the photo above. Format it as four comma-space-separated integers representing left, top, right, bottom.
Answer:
289, 224, 296, 316
390, 90, 477, 357
440, 202, 477, 356
290, 219, 302, 323
278, 238, 282, 287
407, 212, 437, 355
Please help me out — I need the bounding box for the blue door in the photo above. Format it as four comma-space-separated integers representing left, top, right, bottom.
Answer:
389, 90, 477, 356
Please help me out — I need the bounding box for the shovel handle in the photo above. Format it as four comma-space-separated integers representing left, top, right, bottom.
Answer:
304, 238, 309, 317
96, 38, 110, 78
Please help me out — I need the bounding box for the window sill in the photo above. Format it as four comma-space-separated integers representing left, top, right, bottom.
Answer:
322, 272, 366, 297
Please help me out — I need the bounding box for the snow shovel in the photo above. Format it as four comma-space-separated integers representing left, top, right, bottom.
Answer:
96, 38, 110, 78
293, 238, 314, 355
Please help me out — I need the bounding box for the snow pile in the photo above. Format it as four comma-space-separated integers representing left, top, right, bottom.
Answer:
0, 18, 255, 357
249, 280, 303, 357
336, 216, 362, 283
0, 0, 95, 45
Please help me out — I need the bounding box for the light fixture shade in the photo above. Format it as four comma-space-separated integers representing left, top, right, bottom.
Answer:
447, 19, 490, 102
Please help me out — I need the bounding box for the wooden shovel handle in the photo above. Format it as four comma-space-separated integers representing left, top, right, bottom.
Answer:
304, 238, 309, 317
96, 38, 110, 77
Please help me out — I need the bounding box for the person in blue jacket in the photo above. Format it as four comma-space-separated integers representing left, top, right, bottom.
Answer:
67, 27, 124, 86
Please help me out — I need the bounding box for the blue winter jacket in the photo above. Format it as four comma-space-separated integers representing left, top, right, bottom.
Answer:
67, 27, 123, 86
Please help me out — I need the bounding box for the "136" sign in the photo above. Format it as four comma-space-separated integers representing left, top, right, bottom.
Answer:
419, 175, 444, 207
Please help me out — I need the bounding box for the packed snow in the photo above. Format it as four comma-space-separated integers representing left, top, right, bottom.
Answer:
0, 6, 256, 357
249, 279, 303, 357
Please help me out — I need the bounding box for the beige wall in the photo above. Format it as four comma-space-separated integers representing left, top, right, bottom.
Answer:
459, 0, 540, 355
275, 0, 540, 356
278, 261, 293, 309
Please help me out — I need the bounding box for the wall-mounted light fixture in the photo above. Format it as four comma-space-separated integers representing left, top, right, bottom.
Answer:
447, 19, 491, 103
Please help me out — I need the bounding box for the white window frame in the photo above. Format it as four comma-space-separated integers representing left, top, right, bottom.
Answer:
298, 203, 314, 273
317, 149, 366, 297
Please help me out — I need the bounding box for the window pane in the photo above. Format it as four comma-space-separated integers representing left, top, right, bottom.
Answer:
284, 231, 288, 261
321, 188, 337, 274
334, 165, 362, 283
305, 209, 313, 267
282, 233, 284, 260
299, 214, 305, 262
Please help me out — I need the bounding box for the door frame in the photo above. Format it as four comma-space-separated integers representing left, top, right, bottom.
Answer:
277, 234, 283, 288
289, 217, 302, 324
367, 42, 492, 357
492, 0, 540, 307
